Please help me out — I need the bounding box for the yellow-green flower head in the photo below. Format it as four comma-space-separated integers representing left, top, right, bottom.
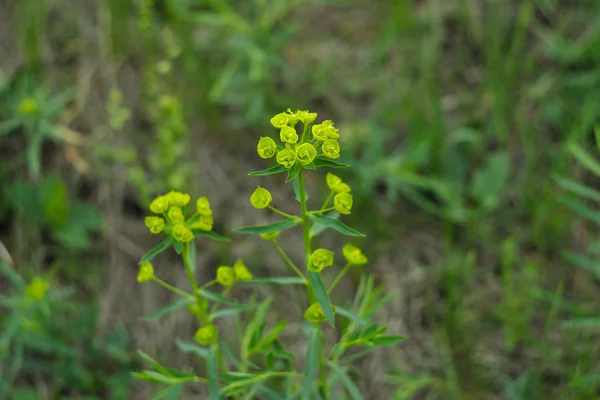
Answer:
312, 124, 328, 141
216, 266, 236, 287
250, 186, 272, 209
296, 143, 317, 165
286, 109, 300, 126
137, 261, 154, 283
257, 136, 277, 159
295, 110, 317, 124
19, 97, 38, 115
173, 224, 194, 243
322, 120, 340, 139
196, 197, 213, 216
304, 303, 327, 324
168, 207, 185, 224
167, 191, 191, 207
145, 216, 165, 234
195, 325, 218, 346
280, 126, 299, 144
188, 298, 209, 315
199, 214, 214, 231
25, 277, 49, 300
334, 192, 353, 215
260, 231, 280, 241
322, 139, 341, 159
276, 149, 296, 169
343, 243, 368, 265
233, 259, 253, 280
308, 248, 334, 272
149, 195, 170, 214
326, 173, 351, 193
270, 112, 289, 129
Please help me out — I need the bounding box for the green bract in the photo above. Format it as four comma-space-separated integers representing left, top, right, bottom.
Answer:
168, 207, 185, 224
270, 112, 289, 128
250, 186, 272, 209
173, 224, 194, 243
276, 149, 296, 168
191, 214, 213, 231
326, 173, 351, 193
334, 192, 353, 215
167, 191, 191, 207
196, 196, 213, 216
233, 259, 253, 280
343, 243, 368, 265
296, 143, 317, 165
312, 124, 328, 141
280, 126, 299, 144
322, 120, 340, 139
322, 139, 341, 159
286, 109, 300, 126
304, 303, 327, 324
216, 266, 236, 286
137, 261, 154, 282
295, 109, 317, 124
145, 216, 165, 234
195, 325, 218, 346
308, 248, 334, 272
257, 136, 277, 159
149, 195, 169, 214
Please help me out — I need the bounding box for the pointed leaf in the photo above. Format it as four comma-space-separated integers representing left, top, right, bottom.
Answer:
235, 218, 300, 235
176, 339, 209, 359
141, 298, 193, 321
140, 237, 174, 263
198, 289, 238, 306
241, 277, 306, 285
308, 271, 335, 327
192, 229, 230, 242
302, 327, 320, 400
327, 362, 364, 400
310, 212, 340, 238
248, 164, 287, 176
286, 162, 302, 183
369, 335, 407, 347
567, 142, 600, 177
249, 321, 288, 354
313, 158, 350, 168
309, 214, 365, 237
553, 175, 600, 202
207, 347, 219, 400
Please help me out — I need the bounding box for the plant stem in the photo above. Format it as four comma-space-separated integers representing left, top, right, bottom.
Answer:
273, 239, 307, 281
321, 191, 334, 211
151, 277, 194, 300
309, 207, 335, 215
209, 287, 231, 315
182, 242, 210, 325
268, 205, 301, 221
327, 263, 351, 295
298, 169, 315, 303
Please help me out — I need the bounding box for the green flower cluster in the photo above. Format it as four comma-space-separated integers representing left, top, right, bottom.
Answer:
256, 109, 344, 169
145, 191, 215, 243
216, 260, 254, 287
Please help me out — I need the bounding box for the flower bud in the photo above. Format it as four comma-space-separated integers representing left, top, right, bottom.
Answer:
308, 248, 334, 272
296, 143, 317, 165
321, 139, 341, 159
270, 112, 289, 129
196, 196, 213, 216
257, 136, 277, 159
250, 187, 272, 209
167, 191, 191, 207
167, 207, 185, 224
216, 266, 236, 287
322, 120, 340, 139
137, 262, 154, 282
149, 195, 169, 214
295, 110, 317, 124
276, 149, 296, 169
304, 303, 327, 324
334, 192, 353, 215
326, 173, 351, 193
260, 231, 280, 241
19, 98, 38, 115
195, 325, 218, 346
280, 126, 298, 144
311, 124, 328, 141
342, 243, 368, 265
233, 260, 253, 280
145, 216, 165, 234
25, 277, 49, 300
172, 224, 194, 243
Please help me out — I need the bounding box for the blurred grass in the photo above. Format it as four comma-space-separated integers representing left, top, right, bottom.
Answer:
1, 0, 600, 398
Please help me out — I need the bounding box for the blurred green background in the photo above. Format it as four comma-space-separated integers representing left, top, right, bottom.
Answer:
2, 0, 600, 398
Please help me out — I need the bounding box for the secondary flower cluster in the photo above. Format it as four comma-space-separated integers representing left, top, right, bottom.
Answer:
145, 191, 214, 243
326, 173, 354, 215
256, 109, 343, 169
216, 260, 254, 287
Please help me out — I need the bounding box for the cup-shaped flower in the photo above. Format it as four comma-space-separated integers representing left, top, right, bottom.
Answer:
322, 120, 340, 139
190, 214, 213, 231
260, 231, 280, 241
196, 196, 213, 216
137, 262, 154, 283
286, 109, 300, 126
167, 191, 191, 207
270, 112, 289, 129
172, 224, 194, 243
276, 149, 296, 168
326, 173, 351, 193
257, 137, 277, 159
233, 260, 253, 280
334, 192, 353, 215
296, 143, 317, 165
295, 110, 317, 124
145, 216, 165, 234
312, 124, 328, 141
195, 325, 218, 346
250, 187, 272, 209
216, 266, 236, 287
343, 243, 368, 265
167, 207, 185, 224
25, 277, 49, 300
322, 139, 340, 159
308, 248, 334, 272
280, 126, 299, 144
304, 303, 327, 324
149, 195, 169, 214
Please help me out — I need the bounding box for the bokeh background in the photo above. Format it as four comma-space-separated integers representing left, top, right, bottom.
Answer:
2, 0, 600, 399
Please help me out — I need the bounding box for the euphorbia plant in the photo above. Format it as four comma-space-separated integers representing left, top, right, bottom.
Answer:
133, 109, 405, 399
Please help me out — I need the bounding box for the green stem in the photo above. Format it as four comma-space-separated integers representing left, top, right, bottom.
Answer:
273, 239, 307, 281
327, 264, 351, 295
309, 207, 335, 215
209, 287, 231, 315
151, 277, 194, 300
267, 205, 301, 221
182, 242, 210, 325
298, 169, 314, 303
321, 191, 334, 211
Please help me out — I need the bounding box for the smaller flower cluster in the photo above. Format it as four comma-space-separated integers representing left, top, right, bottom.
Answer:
327, 173, 353, 215
145, 191, 215, 243
216, 260, 254, 287
256, 109, 344, 169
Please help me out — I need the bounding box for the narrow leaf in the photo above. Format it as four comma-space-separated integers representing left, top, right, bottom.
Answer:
370, 335, 407, 347
287, 162, 302, 183
309, 214, 365, 237
327, 362, 364, 400
192, 229, 230, 242
235, 218, 300, 235
137, 350, 173, 377
242, 297, 273, 358
553, 175, 600, 202
141, 298, 193, 321
302, 327, 320, 400
240, 277, 306, 285
558, 196, 600, 225
176, 339, 209, 359
308, 271, 335, 327
335, 306, 368, 327
249, 321, 288, 354
562, 251, 600, 279
140, 237, 174, 263
310, 212, 340, 238
211, 304, 257, 320
313, 158, 350, 168
249, 164, 287, 176
567, 141, 600, 177
207, 347, 219, 400
198, 289, 238, 306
